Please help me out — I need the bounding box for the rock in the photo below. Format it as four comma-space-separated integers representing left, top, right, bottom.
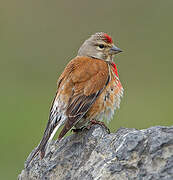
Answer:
18, 125, 173, 180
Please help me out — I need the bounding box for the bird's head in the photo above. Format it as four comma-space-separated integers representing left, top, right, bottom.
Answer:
78, 32, 122, 61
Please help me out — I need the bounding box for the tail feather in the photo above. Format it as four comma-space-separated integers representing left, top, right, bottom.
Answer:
25, 120, 64, 168
25, 134, 49, 168
25, 144, 40, 168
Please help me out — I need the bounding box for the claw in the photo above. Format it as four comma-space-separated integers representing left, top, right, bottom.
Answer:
87, 119, 110, 134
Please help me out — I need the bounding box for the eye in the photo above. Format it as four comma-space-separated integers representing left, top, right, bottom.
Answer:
98, 44, 105, 49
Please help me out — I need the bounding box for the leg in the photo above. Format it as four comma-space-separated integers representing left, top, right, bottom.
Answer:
87, 119, 110, 134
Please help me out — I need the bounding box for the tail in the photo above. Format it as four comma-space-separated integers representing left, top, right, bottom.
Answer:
25, 121, 63, 168
25, 132, 50, 168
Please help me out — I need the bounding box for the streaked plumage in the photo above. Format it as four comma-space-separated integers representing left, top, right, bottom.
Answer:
26, 32, 123, 167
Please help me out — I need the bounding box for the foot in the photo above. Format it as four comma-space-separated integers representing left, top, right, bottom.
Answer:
71, 128, 84, 133
87, 119, 110, 134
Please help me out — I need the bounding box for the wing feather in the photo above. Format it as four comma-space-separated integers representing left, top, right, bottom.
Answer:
58, 67, 110, 139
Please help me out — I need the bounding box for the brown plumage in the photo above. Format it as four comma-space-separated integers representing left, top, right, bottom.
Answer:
58, 57, 109, 139
26, 32, 123, 167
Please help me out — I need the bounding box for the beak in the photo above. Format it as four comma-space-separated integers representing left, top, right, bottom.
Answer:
110, 45, 123, 54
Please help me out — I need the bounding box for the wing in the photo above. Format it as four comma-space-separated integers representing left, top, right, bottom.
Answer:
58, 56, 109, 139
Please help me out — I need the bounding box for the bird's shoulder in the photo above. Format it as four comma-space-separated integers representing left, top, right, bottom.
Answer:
59, 56, 108, 82
57, 56, 109, 94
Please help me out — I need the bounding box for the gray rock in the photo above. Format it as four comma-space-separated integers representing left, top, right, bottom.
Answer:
18, 125, 173, 180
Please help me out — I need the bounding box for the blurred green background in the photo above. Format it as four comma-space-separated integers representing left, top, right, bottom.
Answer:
1, 0, 173, 179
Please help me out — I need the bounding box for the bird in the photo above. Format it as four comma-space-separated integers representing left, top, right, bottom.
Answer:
26, 32, 123, 167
